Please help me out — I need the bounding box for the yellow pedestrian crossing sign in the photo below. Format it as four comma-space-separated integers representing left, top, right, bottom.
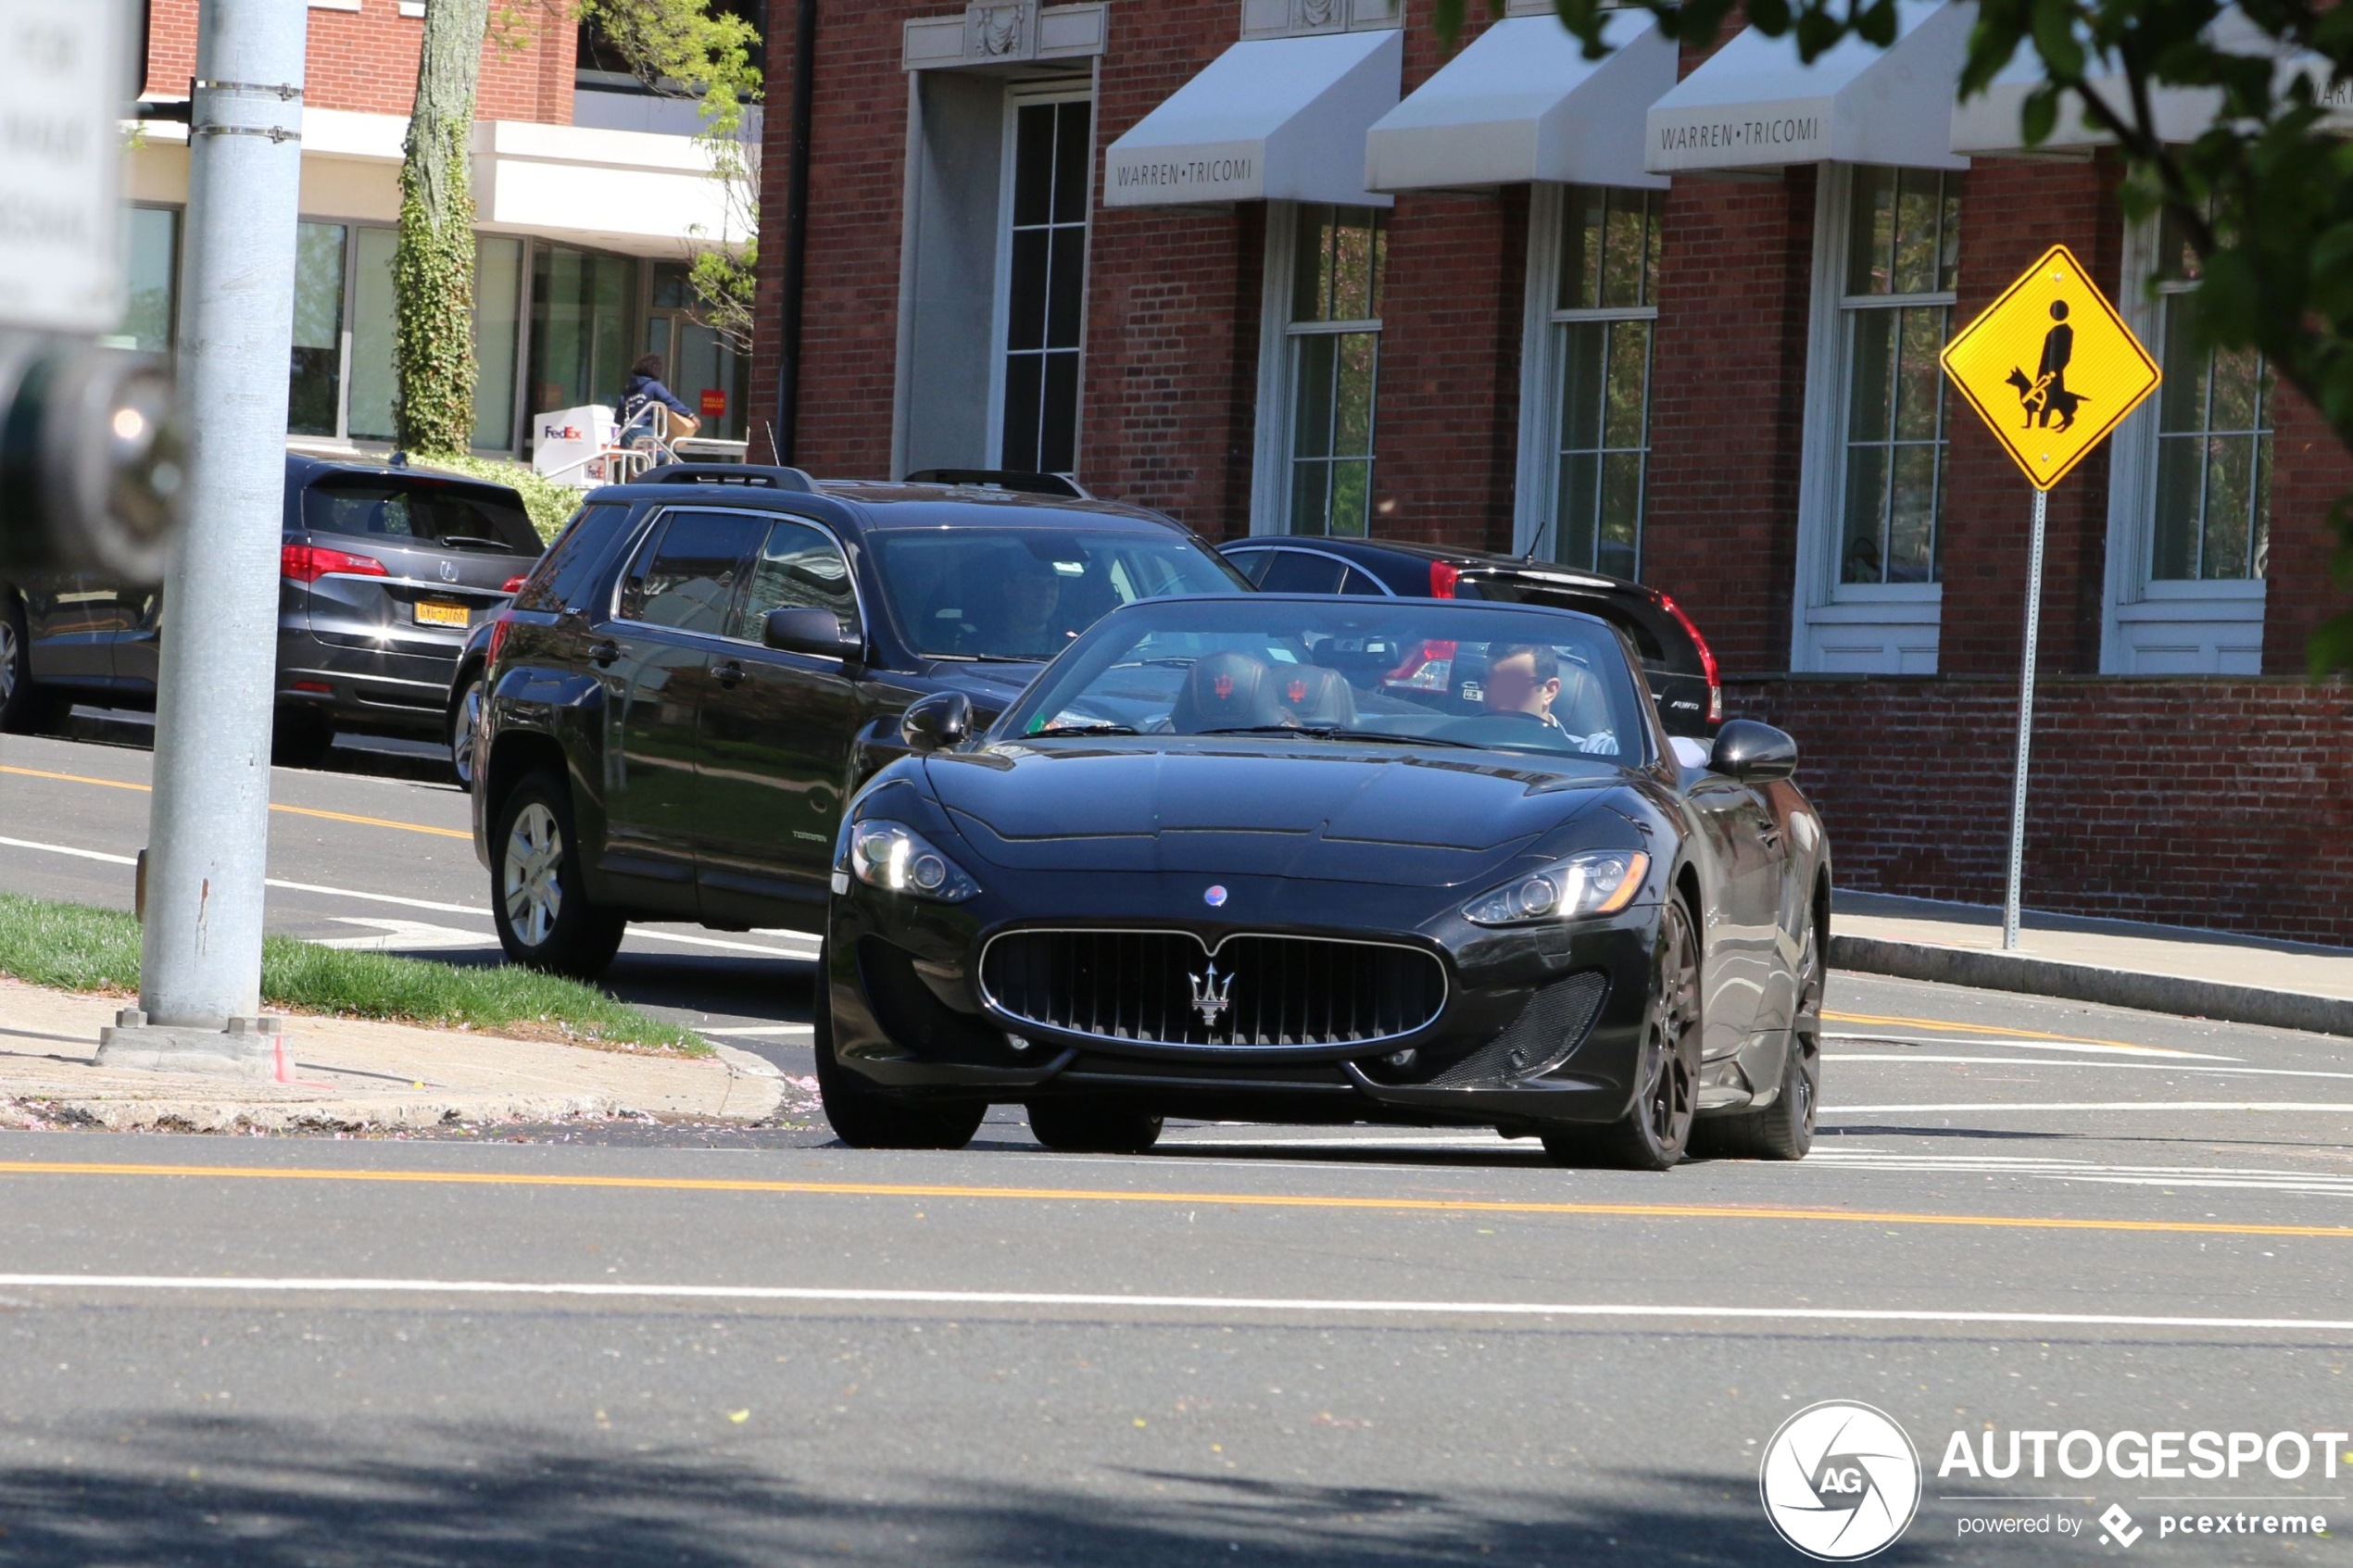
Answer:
1941, 244, 2159, 491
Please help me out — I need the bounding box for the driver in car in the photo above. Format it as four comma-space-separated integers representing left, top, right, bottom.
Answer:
995, 557, 1075, 659
1480, 643, 1618, 755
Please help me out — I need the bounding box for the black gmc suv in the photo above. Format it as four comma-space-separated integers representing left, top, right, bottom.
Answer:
471, 465, 1248, 977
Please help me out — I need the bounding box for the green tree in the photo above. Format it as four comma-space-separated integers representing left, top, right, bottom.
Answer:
1437, 0, 2353, 673
394, 0, 495, 457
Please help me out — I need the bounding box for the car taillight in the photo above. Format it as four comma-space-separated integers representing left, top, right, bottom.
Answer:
1383, 638, 1458, 691
281, 543, 387, 583
487, 610, 518, 665
500, 574, 528, 594
1658, 593, 1723, 724
1428, 561, 1459, 599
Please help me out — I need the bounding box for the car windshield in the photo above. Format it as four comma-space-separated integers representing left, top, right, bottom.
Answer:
997, 597, 1654, 764
870, 526, 1244, 661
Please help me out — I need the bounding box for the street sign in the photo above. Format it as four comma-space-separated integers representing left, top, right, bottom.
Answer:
1941, 244, 2159, 491
0, 0, 132, 335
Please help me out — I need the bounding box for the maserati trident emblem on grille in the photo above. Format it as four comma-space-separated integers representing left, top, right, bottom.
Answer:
1189, 962, 1235, 1025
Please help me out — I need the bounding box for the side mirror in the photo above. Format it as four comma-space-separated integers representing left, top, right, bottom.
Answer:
763, 606, 862, 663
900, 690, 973, 754
1708, 719, 1797, 782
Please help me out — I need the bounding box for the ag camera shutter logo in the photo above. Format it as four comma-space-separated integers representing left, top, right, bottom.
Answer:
1759, 1400, 1923, 1560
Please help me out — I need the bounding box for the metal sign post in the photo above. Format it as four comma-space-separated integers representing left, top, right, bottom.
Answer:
1941, 245, 2160, 952
2002, 488, 2048, 949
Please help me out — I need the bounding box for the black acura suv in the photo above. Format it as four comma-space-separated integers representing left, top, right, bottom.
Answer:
469, 465, 1248, 976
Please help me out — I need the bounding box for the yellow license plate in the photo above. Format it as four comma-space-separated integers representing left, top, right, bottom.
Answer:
415, 601, 471, 628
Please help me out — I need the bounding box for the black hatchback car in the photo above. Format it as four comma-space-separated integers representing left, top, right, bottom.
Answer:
470, 464, 1249, 977
0, 454, 542, 763
1219, 537, 1722, 742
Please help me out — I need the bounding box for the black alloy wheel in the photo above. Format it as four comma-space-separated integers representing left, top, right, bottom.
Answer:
449, 675, 484, 791
813, 948, 988, 1150
1546, 897, 1699, 1172
1026, 1098, 1164, 1155
0, 598, 67, 734
1692, 920, 1821, 1161
489, 769, 627, 980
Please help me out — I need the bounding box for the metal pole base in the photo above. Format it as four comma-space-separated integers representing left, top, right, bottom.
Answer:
94, 1010, 294, 1079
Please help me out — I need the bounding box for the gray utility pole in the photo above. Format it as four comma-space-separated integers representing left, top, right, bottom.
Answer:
96, 0, 307, 1076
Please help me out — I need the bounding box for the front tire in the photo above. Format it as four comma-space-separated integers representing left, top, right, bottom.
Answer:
490, 770, 625, 979
1547, 897, 1699, 1172
1026, 1098, 1164, 1155
813, 949, 987, 1150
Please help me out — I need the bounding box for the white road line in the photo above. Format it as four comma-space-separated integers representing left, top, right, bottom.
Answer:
0, 834, 817, 958
1828, 1053, 2353, 1085
698, 1024, 816, 1038
1827, 1032, 2239, 1062
0, 1273, 2348, 1333
1824, 1101, 2353, 1115
314, 918, 496, 952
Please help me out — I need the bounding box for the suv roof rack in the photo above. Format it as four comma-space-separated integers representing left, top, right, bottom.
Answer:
640, 463, 818, 493
902, 468, 1090, 499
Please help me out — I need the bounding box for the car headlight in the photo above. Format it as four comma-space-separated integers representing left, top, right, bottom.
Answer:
1462, 850, 1649, 926
847, 820, 981, 902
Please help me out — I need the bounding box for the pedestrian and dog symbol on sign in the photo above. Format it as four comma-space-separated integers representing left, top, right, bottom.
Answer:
1940, 243, 2159, 490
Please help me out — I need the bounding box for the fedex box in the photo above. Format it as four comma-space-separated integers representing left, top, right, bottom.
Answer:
532, 406, 617, 487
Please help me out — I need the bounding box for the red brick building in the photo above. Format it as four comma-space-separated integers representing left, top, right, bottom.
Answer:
751, 0, 2353, 943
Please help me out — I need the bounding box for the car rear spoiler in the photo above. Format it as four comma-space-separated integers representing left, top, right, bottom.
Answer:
639, 463, 818, 492
903, 468, 1090, 499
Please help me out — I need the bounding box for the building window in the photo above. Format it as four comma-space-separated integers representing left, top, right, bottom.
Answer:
1279, 204, 1385, 536
528, 243, 637, 439
2150, 213, 2271, 582
288, 220, 348, 438
648, 260, 751, 450
1534, 185, 1657, 578
998, 95, 1090, 475
342, 230, 531, 453
111, 207, 180, 356
1834, 167, 1957, 586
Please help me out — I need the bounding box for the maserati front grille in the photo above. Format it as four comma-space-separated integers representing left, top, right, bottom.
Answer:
978, 929, 1448, 1048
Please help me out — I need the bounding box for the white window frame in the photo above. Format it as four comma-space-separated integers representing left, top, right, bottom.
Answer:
987, 81, 1095, 476
1791, 164, 1948, 674
1513, 181, 1660, 570
1250, 200, 1386, 536
2099, 215, 2268, 674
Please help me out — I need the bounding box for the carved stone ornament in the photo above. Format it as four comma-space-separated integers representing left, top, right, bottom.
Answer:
965, 2, 1033, 58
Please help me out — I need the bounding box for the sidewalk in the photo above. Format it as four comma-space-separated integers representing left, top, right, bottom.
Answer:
1831, 892, 2353, 1038
0, 979, 795, 1132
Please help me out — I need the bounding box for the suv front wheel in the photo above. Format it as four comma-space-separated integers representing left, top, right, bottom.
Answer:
491, 770, 626, 979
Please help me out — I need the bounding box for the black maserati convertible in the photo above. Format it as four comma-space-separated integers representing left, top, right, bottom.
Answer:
817, 596, 1831, 1170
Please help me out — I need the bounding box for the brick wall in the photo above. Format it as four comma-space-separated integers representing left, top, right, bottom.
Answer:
143, 0, 573, 124
1731, 675, 2353, 943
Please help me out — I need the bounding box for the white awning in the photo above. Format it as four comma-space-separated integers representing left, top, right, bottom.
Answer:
1951, 8, 2353, 153
1103, 29, 1401, 207
1364, 11, 1675, 193
1645, 0, 1974, 175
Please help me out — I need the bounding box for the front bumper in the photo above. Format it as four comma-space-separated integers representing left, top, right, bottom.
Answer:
826, 870, 1664, 1134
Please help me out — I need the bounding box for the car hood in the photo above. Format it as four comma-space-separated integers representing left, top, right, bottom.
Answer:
925, 740, 1616, 888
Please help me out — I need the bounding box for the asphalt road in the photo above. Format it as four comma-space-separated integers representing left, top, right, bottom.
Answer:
4, 721, 2352, 1564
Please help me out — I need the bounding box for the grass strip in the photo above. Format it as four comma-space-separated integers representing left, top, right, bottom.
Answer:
0, 894, 708, 1058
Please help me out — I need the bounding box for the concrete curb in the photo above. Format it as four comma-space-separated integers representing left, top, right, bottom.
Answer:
1831, 935, 2353, 1040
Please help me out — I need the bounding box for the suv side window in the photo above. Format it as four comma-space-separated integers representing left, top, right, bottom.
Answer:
1257, 550, 1344, 594
730, 517, 861, 642
1227, 547, 1275, 586
618, 509, 765, 634
513, 503, 619, 614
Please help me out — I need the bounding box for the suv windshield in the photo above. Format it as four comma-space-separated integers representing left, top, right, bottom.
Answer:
870, 526, 1243, 660
1000, 598, 1653, 763
302, 476, 542, 556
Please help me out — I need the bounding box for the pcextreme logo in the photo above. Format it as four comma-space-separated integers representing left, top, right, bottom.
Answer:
1759, 1400, 1924, 1561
